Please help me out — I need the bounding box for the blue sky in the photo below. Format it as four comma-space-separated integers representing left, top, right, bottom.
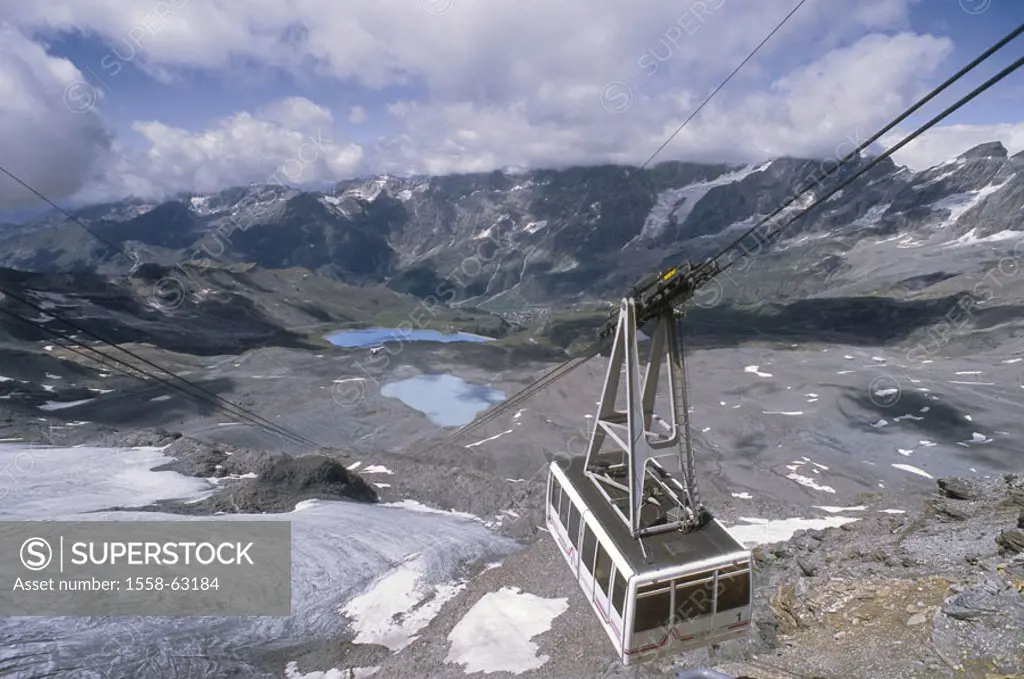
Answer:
0, 0, 1021, 214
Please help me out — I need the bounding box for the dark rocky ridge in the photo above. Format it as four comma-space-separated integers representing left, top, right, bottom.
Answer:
94, 432, 379, 515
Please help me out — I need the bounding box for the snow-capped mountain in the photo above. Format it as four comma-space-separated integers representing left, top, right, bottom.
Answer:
0, 142, 1020, 307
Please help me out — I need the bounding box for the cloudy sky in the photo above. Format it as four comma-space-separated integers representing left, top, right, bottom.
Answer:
0, 0, 1021, 213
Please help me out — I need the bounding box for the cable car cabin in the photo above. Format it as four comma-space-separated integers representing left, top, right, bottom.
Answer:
546, 456, 752, 665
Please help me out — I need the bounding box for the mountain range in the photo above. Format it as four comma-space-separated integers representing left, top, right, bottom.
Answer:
1, 141, 1021, 316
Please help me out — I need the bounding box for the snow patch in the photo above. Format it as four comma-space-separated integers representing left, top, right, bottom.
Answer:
891, 463, 933, 479
445, 586, 569, 675
285, 662, 379, 679
933, 175, 1015, 230
466, 429, 514, 448
341, 552, 470, 652
786, 473, 836, 494
38, 398, 95, 411
744, 365, 773, 378
380, 499, 483, 523
727, 516, 859, 547
629, 164, 768, 243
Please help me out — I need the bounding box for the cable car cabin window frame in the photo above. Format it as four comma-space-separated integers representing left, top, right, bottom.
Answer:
674, 577, 715, 621
567, 502, 582, 549
715, 570, 751, 613
581, 523, 597, 574
594, 543, 613, 596
559, 486, 571, 527
611, 568, 626, 615
632, 584, 673, 633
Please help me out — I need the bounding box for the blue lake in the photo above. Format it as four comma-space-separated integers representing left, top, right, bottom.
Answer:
325, 327, 492, 348
380, 374, 506, 427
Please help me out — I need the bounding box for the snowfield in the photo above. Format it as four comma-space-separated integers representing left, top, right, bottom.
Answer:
0, 445, 517, 678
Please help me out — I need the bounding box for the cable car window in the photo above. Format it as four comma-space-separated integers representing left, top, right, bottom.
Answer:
594, 544, 612, 595
611, 568, 626, 615
633, 587, 672, 633
581, 524, 597, 573
674, 580, 713, 621
559, 489, 571, 527
715, 572, 751, 612
567, 503, 581, 548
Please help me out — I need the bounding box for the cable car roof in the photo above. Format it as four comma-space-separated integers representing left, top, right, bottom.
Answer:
558, 456, 747, 579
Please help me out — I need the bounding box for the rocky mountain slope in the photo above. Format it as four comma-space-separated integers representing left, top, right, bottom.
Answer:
1, 142, 1020, 313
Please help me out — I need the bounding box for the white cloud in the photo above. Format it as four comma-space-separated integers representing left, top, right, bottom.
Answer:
85, 99, 365, 201
0, 25, 111, 208
883, 122, 1024, 170
258, 97, 334, 132
367, 32, 954, 175
348, 106, 368, 124
0, 0, 1018, 206
0, 0, 918, 101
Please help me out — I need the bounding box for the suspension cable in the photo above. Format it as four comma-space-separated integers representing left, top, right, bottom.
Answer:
693, 23, 1024, 284
0, 293, 337, 454
0, 305, 327, 452
714, 51, 1024, 281
417, 26, 1024, 451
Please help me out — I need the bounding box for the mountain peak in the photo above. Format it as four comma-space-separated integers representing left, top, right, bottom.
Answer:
959, 141, 1007, 161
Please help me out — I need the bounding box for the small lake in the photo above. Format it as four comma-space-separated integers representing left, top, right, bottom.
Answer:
325, 327, 493, 348
380, 374, 506, 427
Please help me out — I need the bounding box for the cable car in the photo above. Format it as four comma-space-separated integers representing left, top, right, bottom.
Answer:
546, 456, 751, 664
546, 295, 752, 664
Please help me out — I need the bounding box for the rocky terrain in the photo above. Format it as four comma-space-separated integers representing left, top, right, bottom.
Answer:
21, 427, 1021, 678
0, 141, 1022, 678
